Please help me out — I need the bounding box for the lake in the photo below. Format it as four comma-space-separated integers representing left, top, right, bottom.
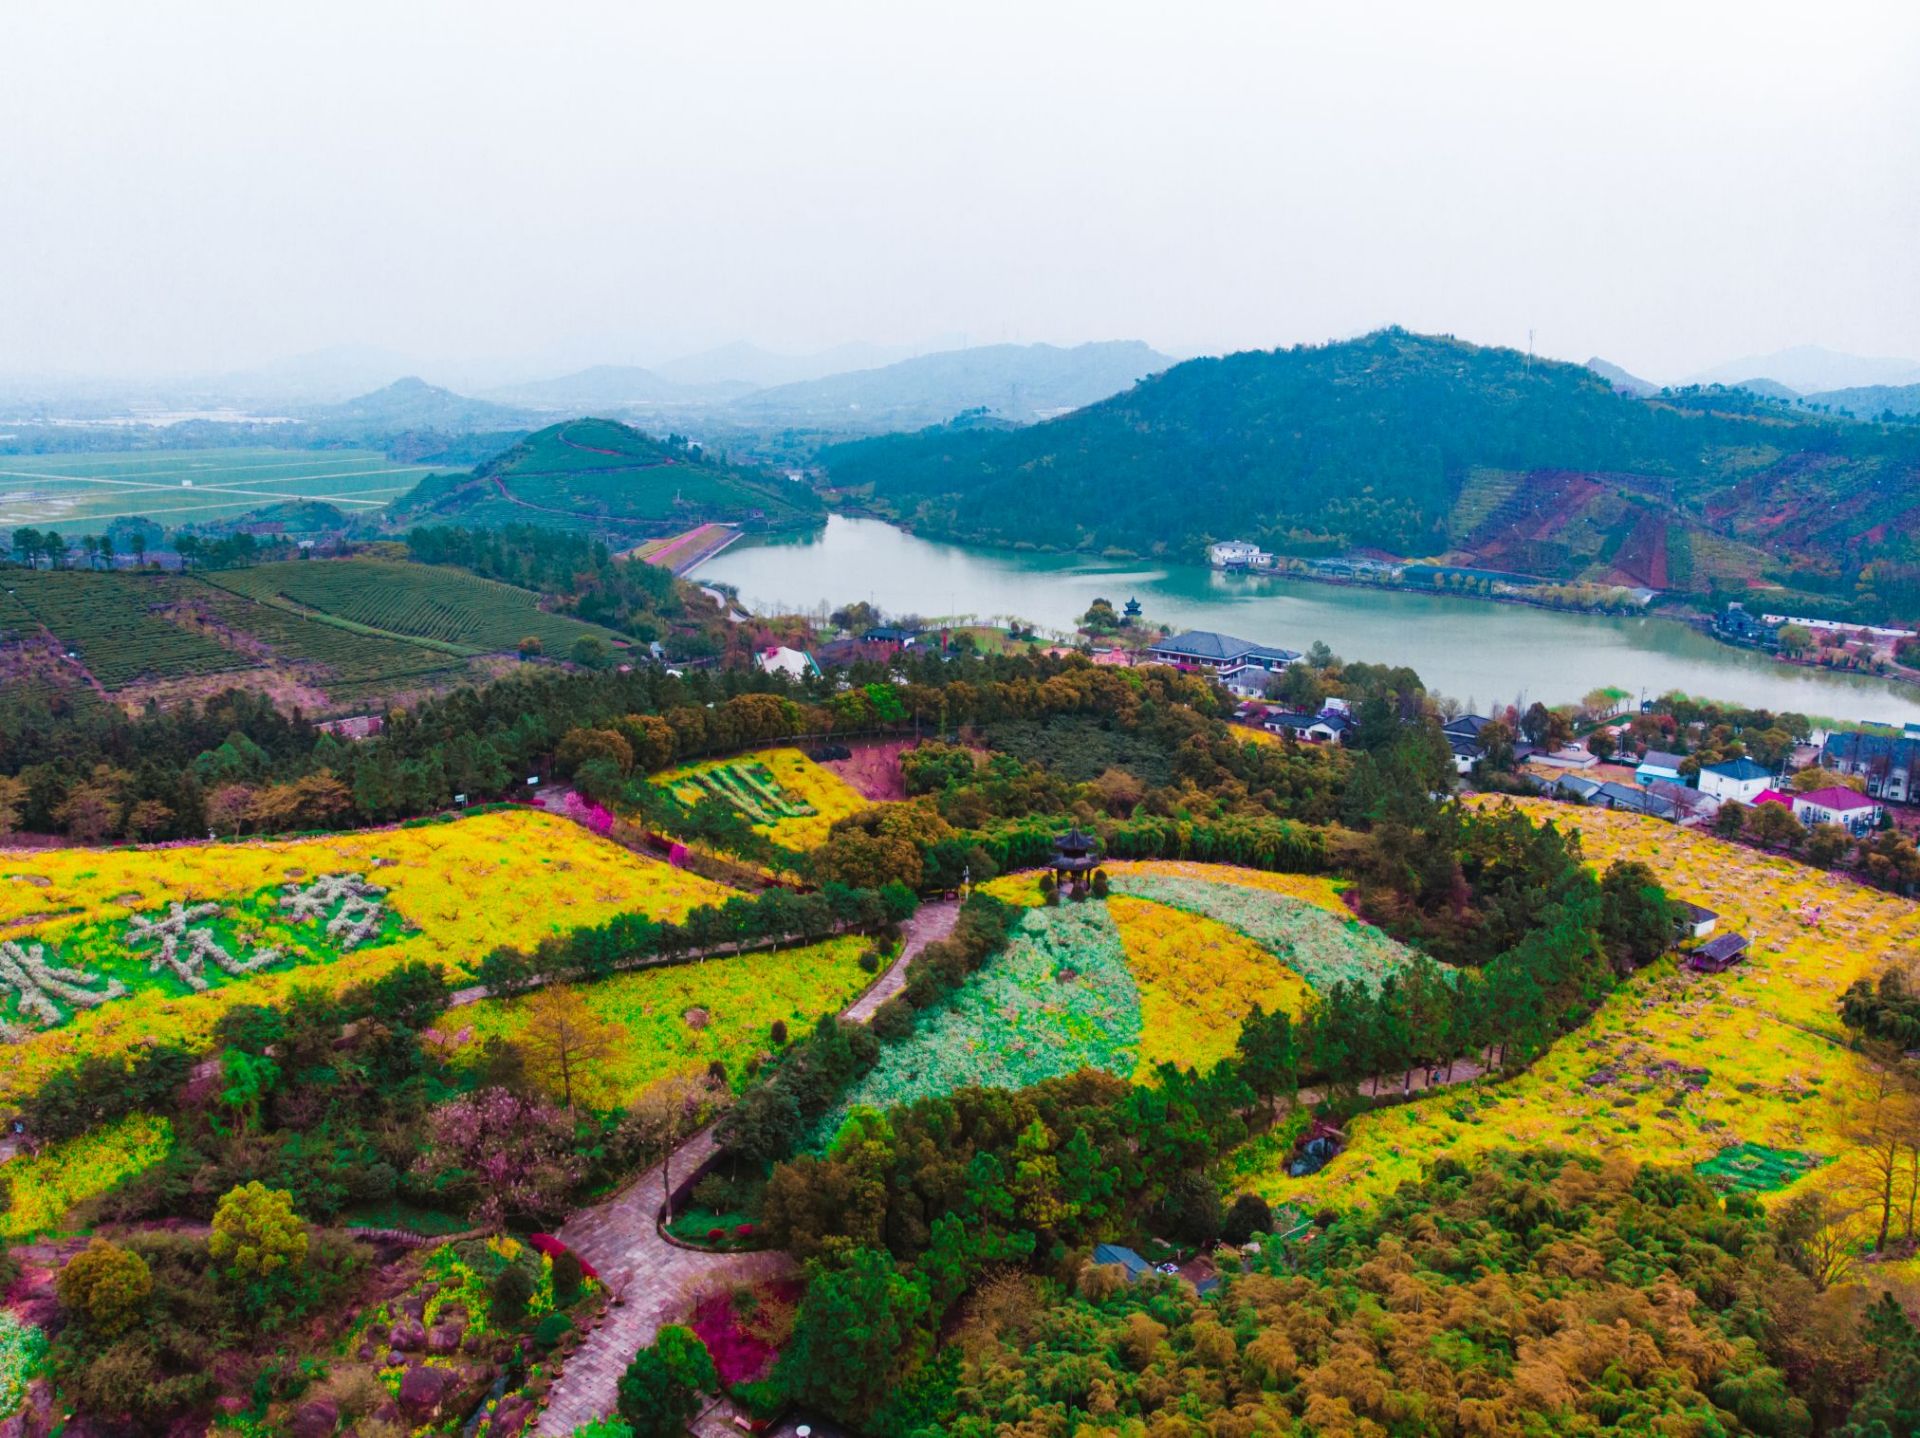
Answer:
702, 516, 1920, 724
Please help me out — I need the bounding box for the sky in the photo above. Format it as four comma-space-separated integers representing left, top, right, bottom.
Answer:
3, 1, 1917, 384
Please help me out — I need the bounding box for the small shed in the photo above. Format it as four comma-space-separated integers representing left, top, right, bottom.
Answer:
1093, 1243, 1152, 1282
1690, 932, 1749, 973
1672, 901, 1720, 942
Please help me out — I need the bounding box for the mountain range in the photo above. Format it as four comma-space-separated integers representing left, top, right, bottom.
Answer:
822, 329, 1920, 618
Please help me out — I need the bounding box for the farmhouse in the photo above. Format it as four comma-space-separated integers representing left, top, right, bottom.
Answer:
1672, 900, 1720, 941
1690, 932, 1750, 973
1792, 786, 1883, 836
861, 626, 919, 648
1092, 1243, 1153, 1281
1821, 730, 1920, 803
1441, 714, 1507, 774
1697, 756, 1773, 804
754, 645, 821, 681
1264, 709, 1353, 745
1635, 750, 1687, 787
1553, 773, 1604, 803
1592, 781, 1681, 821
1148, 630, 1301, 695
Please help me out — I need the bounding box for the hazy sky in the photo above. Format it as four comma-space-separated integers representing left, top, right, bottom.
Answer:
4, 1, 1916, 382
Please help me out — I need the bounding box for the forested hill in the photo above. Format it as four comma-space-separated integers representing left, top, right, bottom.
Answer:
389, 416, 823, 543
821, 329, 1920, 607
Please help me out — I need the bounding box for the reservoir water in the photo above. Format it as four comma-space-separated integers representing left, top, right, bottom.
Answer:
703, 516, 1920, 725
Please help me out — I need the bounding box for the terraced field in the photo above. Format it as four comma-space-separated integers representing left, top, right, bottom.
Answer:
3, 569, 252, 688
201, 558, 617, 655
0, 568, 468, 694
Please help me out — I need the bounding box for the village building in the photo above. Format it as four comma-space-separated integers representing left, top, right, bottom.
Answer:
1264, 709, 1353, 745
1751, 787, 1794, 809
1440, 714, 1499, 775
1634, 750, 1687, 787
1553, 773, 1604, 804
1207, 540, 1268, 569
1792, 786, 1884, 836
1697, 756, 1773, 804
1821, 730, 1920, 803
1591, 781, 1682, 821
1715, 602, 1779, 648
754, 645, 821, 681
1690, 932, 1750, 973
1147, 630, 1301, 695
1672, 900, 1720, 942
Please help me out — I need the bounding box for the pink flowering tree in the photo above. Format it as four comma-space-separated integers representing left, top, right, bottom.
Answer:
414, 1087, 585, 1227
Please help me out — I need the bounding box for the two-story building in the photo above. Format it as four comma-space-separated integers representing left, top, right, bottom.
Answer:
1792, 786, 1884, 836
1147, 630, 1301, 696
1821, 730, 1920, 804
1697, 756, 1773, 804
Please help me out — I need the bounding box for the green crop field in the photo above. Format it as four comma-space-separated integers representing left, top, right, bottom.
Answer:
199, 559, 619, 656
3, 570, 254, 688
1, 567, 470, 695
0, 449, 443, 530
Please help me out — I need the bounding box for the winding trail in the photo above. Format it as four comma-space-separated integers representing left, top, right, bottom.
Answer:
533, 899, 959, 1435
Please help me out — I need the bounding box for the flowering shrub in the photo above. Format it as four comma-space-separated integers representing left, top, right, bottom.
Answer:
0, 809, 733, 1100
2, 1112, 174, 1238
825, 903, 1140, 1133
1108, 871, 1417, 993
451, 935, 871, 1103
653, 748, 869, 849
1250, 801, 1910, 1217
415, 1088, 585, 1228
1107, 895, 1313, 1078
0, 1312, 45, 1419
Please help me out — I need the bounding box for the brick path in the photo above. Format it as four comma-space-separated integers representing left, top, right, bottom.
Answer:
533, 900, 959, 1434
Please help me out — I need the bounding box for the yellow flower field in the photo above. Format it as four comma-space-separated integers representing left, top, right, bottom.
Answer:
3, 1112, 174, 1239
443, 936, 876, 1105
1108, 895, 1312, 1078
0, 810, 736, 1099
652, 747, 869, 849
1248, 800, 1907, 1216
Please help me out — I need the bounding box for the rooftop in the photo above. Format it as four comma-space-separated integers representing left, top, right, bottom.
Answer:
1795, 786, 1878, 811
1703, 756, 1772, 781
1638, 750, 1687, 771
1149, 630, 1301, 664
1696, 932, 1750, 962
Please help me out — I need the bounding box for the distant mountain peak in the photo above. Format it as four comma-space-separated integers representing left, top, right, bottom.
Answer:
1586, 357, 1656, 397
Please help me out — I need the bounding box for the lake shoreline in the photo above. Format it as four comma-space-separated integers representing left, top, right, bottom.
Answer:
700, 516, 1920, 724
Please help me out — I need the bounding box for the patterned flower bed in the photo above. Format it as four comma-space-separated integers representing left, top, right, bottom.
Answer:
1107, 895, 1313, 1078
1243, 801, 1904, 1217
0, 810, 734, 1101
652, 748, 869, 849
1107, 871, 1418, 993
2, 1112, 174, 1239
444, 936, 875, 1105
1695, 1141, 1829, 1194
824, 903, 1140, 1135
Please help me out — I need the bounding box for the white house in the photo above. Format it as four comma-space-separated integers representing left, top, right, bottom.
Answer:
754, 645, 820, 681
1792, 786, 1883, 836
1208, 540, 1267, 569
1697, 756, 1773, 804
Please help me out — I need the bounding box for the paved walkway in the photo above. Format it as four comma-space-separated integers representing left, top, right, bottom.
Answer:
534, 900, 959, 1435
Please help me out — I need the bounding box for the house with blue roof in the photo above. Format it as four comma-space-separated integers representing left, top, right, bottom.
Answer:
1634, 750, 1687, 787
1697, 756, 1773, 804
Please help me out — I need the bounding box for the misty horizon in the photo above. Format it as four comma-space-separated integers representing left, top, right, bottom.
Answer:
4, 2, 1915, 390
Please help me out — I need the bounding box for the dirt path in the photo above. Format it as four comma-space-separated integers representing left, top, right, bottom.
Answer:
533, 899, 959, 1434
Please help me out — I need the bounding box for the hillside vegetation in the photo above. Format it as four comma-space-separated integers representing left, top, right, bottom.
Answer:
390, 417, 823, 543
824, 329, 1920, 614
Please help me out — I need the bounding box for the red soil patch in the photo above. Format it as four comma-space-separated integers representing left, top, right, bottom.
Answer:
691, 1279, 802, 1387
823, 737, 915, 801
